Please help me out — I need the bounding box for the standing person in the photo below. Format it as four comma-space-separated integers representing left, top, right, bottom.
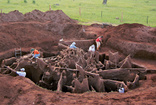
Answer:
96, 36, 103, 50
30, 48, 40, 59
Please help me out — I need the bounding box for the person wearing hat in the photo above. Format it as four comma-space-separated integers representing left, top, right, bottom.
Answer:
70, 42, 77, 49
88, 44, 95, 52
95, 36, 103, 50
16, 68, 26, 77
88, 44, 95, 58
118, 87, 125, 93
30, 48, 40, 59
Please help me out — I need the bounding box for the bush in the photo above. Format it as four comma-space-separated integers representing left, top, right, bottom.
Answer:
7, 0, 10, 3
33, 0, 36, 4
24, 0, 27, 3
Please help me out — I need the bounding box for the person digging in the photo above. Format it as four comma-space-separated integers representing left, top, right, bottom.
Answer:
30, 48, 40, 59
5, 66, 26, 77
16, 68, 26, 77
95, 36, 103, 50
30, 48, 40, 64
69, 42, 77, 49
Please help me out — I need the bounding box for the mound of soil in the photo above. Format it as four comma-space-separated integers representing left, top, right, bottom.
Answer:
0, 10, 24, 23
0, 10, 76, 23
103, 23, 156, 59
0, 10, 156, 105
0, 10, 87, 61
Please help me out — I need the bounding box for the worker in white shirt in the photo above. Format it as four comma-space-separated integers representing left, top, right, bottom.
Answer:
16, 68, 26, 77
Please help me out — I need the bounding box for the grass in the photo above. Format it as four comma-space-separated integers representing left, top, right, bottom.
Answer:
0, 0, 156, 27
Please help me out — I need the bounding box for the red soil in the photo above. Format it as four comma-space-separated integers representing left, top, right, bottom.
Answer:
0, 10, 156, 105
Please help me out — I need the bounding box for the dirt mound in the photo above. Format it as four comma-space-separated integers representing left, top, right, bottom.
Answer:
0, 21, 85, 57
103, 23, 156, 59
0, 10, 85, 61
107, 23, 156, 44
24, 9, 77, 23
0, 10, 24, 23
0, 10, 76, 24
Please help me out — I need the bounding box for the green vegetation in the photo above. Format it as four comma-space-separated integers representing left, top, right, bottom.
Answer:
0, 0, 156, 27
24, 0, 27, 3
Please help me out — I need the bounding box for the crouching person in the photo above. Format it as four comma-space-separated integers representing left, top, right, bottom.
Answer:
16, 68, 26, 77
30, 48, 40, 59
88, 44, 95, 58
70, 42, 77, 49
5, 66, 26, 77
88, 44, 95, 52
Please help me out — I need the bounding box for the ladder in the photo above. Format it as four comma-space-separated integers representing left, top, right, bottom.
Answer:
15, 48, 22, 58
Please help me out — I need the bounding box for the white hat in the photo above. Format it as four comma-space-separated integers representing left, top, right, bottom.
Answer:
119, 87, 124, 93
20, 68, 25, 71
59, 38, 63, 41
72, 42, 76, 45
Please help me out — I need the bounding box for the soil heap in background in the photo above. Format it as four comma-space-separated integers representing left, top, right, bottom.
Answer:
0, 10, 87, 61
103, 23, 156, 60
0, 10, 76, 23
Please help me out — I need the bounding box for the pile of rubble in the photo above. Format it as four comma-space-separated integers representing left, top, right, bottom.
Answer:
0, 48, 147, 93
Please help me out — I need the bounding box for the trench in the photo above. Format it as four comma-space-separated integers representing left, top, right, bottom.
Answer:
0, 40, 147, 93
134, 50, 156, 60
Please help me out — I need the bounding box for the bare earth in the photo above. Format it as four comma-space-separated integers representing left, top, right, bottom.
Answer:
0, 10, 156, 105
